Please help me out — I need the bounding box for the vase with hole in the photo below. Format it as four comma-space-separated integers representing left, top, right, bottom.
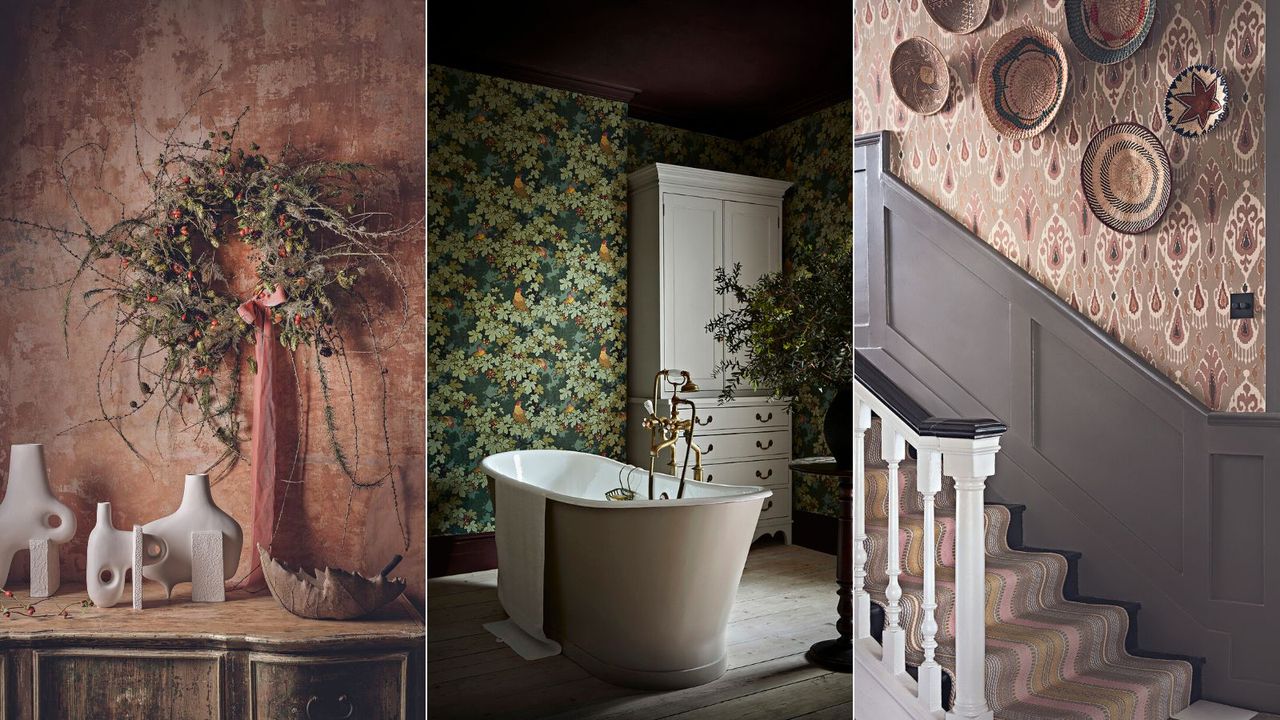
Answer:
0, 444, 76, 594
142, 473, 243, 597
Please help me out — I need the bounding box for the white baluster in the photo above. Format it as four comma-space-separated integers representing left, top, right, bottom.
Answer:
854, 400, 873, 640
881, 425, 907, 676
943, 436, 1001, 720
916, 445, 944, 712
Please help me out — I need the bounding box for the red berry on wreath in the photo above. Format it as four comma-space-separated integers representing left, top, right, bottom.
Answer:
169, 209, 182, 219
147, 295, 158, 303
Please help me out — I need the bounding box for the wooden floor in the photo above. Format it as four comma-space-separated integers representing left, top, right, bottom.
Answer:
427, 542, 852, 719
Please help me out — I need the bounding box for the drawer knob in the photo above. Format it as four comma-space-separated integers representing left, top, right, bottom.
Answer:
756, 412, 773, 423
706, 474, 714, 482
761, 500, 774, 512
306, 694, 354, 720
705, 443, 714, 453
756, 439, 774, 450
696, 415, 713, 426
755, 468, 774, 480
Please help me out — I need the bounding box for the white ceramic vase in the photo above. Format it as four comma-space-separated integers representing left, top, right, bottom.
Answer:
0, 444, 76, 588
142, 474, 243, 597
86, 502, 134, 608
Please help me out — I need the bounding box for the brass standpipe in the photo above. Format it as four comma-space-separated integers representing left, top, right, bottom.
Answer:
641, 369, 706, 500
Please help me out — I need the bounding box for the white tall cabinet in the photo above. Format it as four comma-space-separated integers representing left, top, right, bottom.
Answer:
625, 163, 794, 543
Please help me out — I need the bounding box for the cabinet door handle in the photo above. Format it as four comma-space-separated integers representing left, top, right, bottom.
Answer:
756, 439, 774, 450
761, 500, 774, 512
755, 412, 773, 423
695, 415, 713, 426
705, 443, 714, 453
755, 468, 774, 480
307, 694, 355, 720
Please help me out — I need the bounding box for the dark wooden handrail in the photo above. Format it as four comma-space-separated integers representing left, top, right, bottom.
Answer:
854, 351, 1007, 440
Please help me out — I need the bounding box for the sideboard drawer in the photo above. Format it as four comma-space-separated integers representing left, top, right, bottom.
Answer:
677, 401, 788, 432
33, 649, 224, 720
703, 458, 790, 488
682, 429, 791, 464
250, 652, 408, 720
759, 485, 791, 521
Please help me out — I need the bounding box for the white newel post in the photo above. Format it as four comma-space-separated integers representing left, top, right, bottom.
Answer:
853, 399, 873, 640
916, 445, 944, 712
880, 425, 907, 676
943, 436, 1001, 720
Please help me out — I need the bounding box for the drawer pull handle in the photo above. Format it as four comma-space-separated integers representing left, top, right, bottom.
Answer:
756, 412, 773, 422
755, 468, 774, 480
756, 439, 774, 450
696, 415, 713, 426
706, 443, 714, 453
306, 694, 354, 720
761, 500, 774, 512
706, 474, 714, 482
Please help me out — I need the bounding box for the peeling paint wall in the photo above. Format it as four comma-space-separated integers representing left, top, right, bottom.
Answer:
0, 0, 426, 604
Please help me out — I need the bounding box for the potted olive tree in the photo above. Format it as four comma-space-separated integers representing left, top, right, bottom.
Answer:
706, 247, 853, 469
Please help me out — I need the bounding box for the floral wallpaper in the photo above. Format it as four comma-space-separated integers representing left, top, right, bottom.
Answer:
428, 66, 630, 535
855, 0, 1266, 411
428, 65, 851, 535
742, 103, 853, 516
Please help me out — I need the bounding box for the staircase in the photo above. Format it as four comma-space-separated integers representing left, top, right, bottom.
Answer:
861, 413, 1201, 719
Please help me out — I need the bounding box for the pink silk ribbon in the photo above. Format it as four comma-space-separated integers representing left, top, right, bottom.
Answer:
236, 285, 287, 589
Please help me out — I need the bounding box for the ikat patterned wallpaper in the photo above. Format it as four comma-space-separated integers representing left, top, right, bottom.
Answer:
428, 64, 851, 534
855, 0, 1267, 411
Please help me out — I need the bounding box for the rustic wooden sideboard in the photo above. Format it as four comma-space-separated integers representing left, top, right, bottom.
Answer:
0, 584, 424, 719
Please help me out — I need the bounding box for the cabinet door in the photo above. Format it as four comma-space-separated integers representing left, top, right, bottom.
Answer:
724, 201, 782, 366
662, 193, 724, 390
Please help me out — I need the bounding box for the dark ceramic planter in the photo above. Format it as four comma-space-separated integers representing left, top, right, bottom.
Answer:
823, 385, 854, 471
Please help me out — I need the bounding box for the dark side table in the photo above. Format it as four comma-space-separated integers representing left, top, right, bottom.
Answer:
789, 457, 852, 673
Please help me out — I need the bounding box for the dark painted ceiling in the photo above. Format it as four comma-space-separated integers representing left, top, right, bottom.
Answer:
427, 1, 852, 140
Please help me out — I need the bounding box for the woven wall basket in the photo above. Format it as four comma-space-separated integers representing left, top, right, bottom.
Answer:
1165, 64, 1230, 137
922, 0, 989, 34
1065, 0, 1156, 64
979, 26, 1069, 139
891, 37, 951, 116
1080, 122, 1172, 235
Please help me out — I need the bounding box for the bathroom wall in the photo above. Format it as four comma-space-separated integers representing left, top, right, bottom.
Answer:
428, 64, 851, 534
743, 102, 853, 516
856, 0, 1266, 411
428, 66, 631, 535
0, 0, 426, 602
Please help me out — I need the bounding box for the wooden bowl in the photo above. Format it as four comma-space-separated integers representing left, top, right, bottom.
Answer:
890, 37, 951, 116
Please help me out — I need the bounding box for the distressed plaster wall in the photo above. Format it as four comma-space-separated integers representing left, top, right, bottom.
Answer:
0, 0, 426, 603
855, 0, 1266, 411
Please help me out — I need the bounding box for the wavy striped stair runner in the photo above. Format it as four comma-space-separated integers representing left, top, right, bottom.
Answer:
863, 417, 1194, 720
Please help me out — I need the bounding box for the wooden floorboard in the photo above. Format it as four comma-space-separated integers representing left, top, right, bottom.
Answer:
427, 543, 850, 719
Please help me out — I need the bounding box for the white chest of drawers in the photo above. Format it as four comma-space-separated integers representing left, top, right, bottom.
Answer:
626, 394, 792, 544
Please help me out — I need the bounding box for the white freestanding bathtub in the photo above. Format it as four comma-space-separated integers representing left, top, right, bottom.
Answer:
481, 449, 772, 689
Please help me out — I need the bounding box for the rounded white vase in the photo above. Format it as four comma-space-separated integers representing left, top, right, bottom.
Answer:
141, 473, 244, 597
86, 502, 133, 607
0, 444, 76, 588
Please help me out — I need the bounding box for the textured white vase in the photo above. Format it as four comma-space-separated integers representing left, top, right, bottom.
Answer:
0, 444, 76, 588
142, 474, 243, 597
86, 502, 136, 608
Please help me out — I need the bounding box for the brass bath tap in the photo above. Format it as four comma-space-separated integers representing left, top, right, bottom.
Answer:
642, 369, 705, 500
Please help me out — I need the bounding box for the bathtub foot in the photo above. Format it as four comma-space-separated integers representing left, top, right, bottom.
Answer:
561, 640, 728, 690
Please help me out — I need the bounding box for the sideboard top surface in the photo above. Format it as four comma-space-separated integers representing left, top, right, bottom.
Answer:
0, 583, 423, 652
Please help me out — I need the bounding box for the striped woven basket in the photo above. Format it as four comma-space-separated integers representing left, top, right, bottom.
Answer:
979, 25, 1069, 139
